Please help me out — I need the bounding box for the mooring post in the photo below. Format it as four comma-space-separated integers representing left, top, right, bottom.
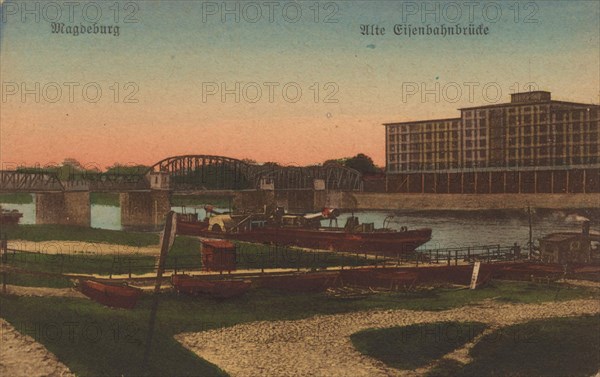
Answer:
1, 235, 7, 263
1, 235, 7, 294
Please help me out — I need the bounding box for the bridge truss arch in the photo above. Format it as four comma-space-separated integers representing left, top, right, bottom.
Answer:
148, 156, 363, 191
147, 155, 259, 190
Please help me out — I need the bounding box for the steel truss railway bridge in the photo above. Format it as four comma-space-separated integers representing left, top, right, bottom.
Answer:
0, 155, 363, 229
0, 155, 363, 193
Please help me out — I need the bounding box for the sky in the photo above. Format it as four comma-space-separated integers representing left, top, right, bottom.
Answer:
1, 0, 598, 169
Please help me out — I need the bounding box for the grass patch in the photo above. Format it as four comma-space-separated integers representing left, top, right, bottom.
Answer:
3, 271, 74, 288
90, 193, 120, 207
351, 322, 487, 370
0, 193, 33, 204
164, 236, 202, 270
161, 240, 376, 272
171, 195, 231, 208
1, 224, 159, 246
0, 281, 597, 376
373, 280, 598, 312
4, 251, 156, 276
454, 315, 600, 377
0, 295, 226, 377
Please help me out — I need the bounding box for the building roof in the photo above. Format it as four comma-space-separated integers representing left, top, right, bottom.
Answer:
383, 117, 461, 126
458, 100, 598, 111
383, 99, 598, 127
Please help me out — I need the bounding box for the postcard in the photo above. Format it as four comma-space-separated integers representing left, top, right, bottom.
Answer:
1, 1, 599, 376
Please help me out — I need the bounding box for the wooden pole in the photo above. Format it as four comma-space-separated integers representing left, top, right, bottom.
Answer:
1, 235, 7, 294
142, 211, 177, 370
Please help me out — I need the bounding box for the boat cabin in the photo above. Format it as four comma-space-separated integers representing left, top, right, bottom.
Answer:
201, 239, 237, 272
539, 222, 593, 264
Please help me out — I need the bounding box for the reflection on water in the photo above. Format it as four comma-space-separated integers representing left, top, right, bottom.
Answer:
91, 205, 121, 230
0, 201, 594, 250
325, 211, 590, 250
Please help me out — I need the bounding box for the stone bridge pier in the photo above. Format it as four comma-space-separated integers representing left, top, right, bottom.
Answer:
120, 190, 171, 231
35, 191, 91, 226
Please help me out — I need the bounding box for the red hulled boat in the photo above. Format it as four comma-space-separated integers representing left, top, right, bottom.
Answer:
79, 279, 143, 309
0, 206, 23, 225
177, 207, 432, 256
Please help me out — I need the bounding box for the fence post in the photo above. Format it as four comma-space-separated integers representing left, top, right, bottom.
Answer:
1, 236, 7, 264
447, 251, 451, 266
1, 235, 6, 294
261, 250, 264, 274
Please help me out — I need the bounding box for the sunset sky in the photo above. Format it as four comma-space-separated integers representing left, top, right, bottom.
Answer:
1, 0, 598, 170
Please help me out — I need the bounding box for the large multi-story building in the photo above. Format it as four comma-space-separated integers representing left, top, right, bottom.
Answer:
384, 91, 599, 194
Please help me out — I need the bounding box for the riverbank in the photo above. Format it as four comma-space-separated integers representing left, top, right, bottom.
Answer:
175, 297, 600, 377
0, 318, 74, 377
1, 280, 597, 376
344, 192, 600, 212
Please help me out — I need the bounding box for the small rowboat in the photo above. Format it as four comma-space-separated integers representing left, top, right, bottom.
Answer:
171, 274, 251, 299
79, 279, 143, 309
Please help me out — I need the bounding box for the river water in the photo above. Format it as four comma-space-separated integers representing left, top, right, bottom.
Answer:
2, 201, 594, 250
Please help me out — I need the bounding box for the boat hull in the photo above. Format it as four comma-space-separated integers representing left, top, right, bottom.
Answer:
79, 279, 142, 309
171, 274, 251, 298
178, 225, 432, 255
176, 220, 209, 236
0, 212, 23, 225
254, 272, 339, 292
